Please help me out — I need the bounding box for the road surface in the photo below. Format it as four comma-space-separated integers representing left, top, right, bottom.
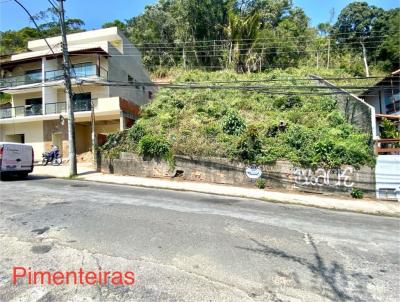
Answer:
0, 176, 399, 301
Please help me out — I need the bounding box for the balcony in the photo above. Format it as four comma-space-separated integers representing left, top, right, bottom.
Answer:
0, 72, 42, 88
0, 63, 108, 89
0, 99, 91, 119
0, 104, 43, 119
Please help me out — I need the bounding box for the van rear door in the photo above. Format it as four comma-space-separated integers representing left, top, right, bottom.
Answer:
21, 145, 33, 171
2, 144, 23, 171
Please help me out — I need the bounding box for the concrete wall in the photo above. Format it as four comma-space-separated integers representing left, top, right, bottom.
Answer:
98, 153, 376, 197
43, 120, 68, 157
0, 121, 44, 160
12, 91, 42, 108
107, 35, 154, 106
75, 124, 91, 154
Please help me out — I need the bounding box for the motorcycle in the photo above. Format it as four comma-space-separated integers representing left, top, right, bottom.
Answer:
42, 150, 62, 166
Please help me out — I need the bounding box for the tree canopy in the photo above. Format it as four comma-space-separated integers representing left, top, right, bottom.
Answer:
1, 0, 398, 74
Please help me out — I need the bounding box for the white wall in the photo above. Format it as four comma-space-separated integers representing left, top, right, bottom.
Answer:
107, 34, 154, 106
0, 121, 44, 160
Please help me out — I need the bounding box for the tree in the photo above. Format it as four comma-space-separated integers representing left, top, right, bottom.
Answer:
333, 2, 384, 77
224, 9, 260, 72
102, 19, 127, 33
0, 8, 85, 55
373, 8, 400, 71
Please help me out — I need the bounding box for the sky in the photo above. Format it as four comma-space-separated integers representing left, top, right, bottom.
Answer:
0, 0, 399, 31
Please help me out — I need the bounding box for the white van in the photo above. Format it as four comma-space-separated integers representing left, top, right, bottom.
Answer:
0, 142, 34, 180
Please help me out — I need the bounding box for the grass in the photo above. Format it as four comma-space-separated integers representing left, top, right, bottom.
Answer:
100, 67, 375, 169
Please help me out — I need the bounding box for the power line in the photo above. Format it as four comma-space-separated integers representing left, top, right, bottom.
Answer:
12, 0, 55, 55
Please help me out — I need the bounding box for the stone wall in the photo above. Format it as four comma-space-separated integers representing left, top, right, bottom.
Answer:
97, 153, 376, 197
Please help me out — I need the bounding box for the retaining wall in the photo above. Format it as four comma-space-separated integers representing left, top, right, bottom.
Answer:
97, 152, 376, 197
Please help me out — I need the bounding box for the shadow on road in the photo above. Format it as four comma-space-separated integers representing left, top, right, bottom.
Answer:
237, 236, 374, 301
0, 174, 55, 182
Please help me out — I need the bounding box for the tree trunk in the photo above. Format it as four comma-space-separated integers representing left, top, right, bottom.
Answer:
360, 41, 370, 77
182, 47, 186, 69
326, 38, 331, 69
229, 41, 233, 65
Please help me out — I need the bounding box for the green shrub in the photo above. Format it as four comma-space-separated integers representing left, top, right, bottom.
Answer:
256, 178, 266, 189
380, 118, 399, 139
351, 188, 364, 199
235, 126, 262, 162
204, 124, 220, 138
327, 111, 346, 127
284, 125, 313, 150
128, 124, 146, 142
222, 111, 246, 135
138, 135, 171, 159
101, 131, 127, 150
273, 96, 302, 110
266, 125, 279, 137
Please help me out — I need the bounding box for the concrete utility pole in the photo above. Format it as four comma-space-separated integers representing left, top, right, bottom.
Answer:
58, 0, 77, 176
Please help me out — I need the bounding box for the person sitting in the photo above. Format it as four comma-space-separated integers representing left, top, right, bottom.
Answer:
48, 144, 59, 160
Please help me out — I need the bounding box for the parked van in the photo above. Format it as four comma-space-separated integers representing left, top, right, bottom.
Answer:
0, 143, 34, 180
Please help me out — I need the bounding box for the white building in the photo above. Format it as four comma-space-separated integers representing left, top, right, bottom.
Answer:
0, 27, 153, 160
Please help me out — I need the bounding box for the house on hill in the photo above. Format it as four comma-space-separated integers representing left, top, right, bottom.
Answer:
0, 27, 153, 160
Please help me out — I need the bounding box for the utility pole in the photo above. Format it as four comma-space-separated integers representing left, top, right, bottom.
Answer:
58, 0, 77, 176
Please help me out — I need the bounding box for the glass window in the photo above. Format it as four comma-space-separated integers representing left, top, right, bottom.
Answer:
25, 69, 42, 84
72, 63, 96, 77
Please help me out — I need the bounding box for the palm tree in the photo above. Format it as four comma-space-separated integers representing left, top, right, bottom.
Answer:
224, 10, 260, 72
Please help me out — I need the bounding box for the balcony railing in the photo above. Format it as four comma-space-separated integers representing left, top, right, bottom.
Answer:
375, 138, 400, 155
46, 63, 108, 82
0, 64, 108, 89
45, 102, 67, 114
0, 73, 42, 88
0, 104, 43, 119
0, 100, 92, 119
45, 99, 92, 114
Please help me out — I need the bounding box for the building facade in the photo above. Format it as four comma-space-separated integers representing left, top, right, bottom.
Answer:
0, 27, 153, 160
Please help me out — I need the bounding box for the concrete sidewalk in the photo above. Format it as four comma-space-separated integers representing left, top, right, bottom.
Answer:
32, 163, 400, 217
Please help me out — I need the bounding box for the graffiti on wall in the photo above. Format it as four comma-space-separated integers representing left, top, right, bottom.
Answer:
292, 167, 354, 188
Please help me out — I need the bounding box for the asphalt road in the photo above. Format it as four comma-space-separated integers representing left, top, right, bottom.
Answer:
0, 176, 399, 302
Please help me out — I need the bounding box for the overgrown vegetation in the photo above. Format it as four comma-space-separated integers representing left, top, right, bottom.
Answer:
99, 68, 375, 169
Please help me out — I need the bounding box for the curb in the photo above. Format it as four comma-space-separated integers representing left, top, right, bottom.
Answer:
59, 174, 400, 218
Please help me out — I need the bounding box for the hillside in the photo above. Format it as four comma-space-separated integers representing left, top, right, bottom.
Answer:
99, 68, 375, 169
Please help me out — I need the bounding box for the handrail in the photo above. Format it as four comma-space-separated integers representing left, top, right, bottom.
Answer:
375, 138, 400, 154
0, 100, 93, 119
1, 63, 108, 88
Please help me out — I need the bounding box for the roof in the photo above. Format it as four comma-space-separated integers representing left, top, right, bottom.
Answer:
0, 47, 109, 69
0, 27, 126, 68
392, 69, 400, 76
359, 71, 400, 97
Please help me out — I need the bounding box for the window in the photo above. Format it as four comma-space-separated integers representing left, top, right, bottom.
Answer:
73, 93, 92, 112
72, 63, 95, 78
25, 98, 42, 116
25, 69, 42, 84
25, 98, 42, 106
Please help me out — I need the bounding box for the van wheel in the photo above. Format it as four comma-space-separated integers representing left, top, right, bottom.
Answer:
0, 172, 8, 181
19, 172, 28, 179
